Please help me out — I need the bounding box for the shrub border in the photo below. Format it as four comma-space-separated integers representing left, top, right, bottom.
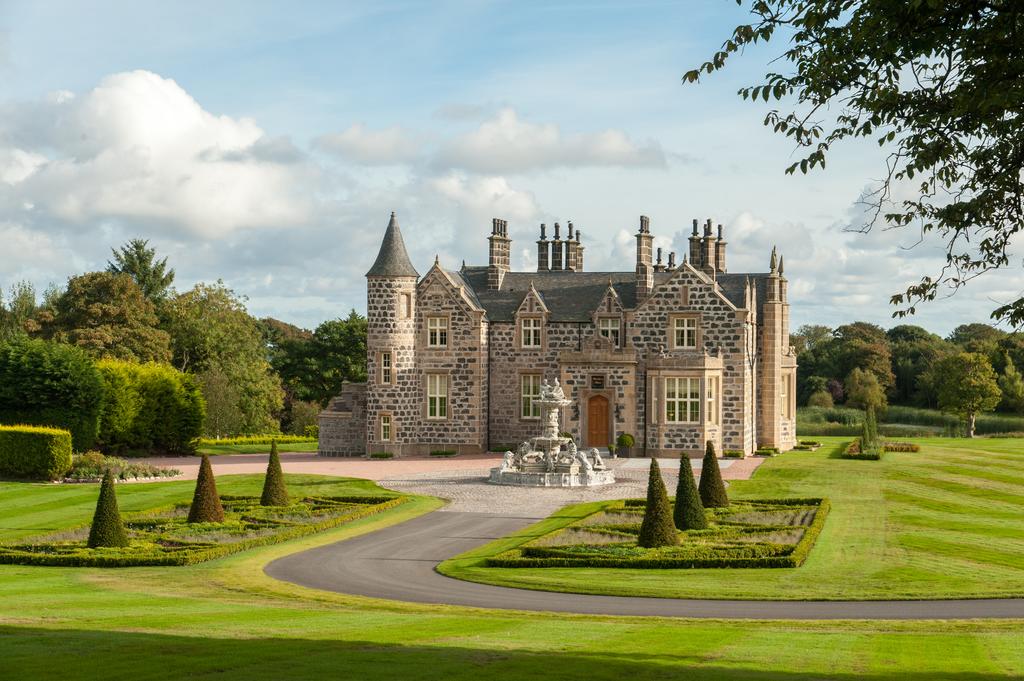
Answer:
0, 495, 407, 568
485, 497, 831, 569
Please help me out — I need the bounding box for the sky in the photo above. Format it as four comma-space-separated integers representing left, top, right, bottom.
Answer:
0, 0, 1021, 335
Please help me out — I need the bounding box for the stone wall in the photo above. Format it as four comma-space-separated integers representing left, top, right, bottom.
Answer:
318, 382, 367, 456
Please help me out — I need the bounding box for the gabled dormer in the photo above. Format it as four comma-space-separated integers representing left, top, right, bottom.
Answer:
514, 282, 549, 350
592, 280, 625, 348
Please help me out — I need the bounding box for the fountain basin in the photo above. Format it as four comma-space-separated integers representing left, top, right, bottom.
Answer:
488, 468, 616, 487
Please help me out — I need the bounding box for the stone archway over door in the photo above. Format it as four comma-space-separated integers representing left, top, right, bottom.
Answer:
586, 395, 610, 448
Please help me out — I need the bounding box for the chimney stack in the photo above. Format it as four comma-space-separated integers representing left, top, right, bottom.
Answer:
550, 222, 564, 271
636, 215, 654, 297
654, 247, 666, 273
575, 227, 585, 271
689, 218, 702, 268
487, 217, 511, 289
701, 218, 717, 277
536, 223, 550, 272
565, 221, 578, 271
667, 251, 676, 270
715, 223, 727, 272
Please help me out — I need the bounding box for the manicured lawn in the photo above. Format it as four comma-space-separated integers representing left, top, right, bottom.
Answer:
0, 466, 1023, 678
440, 437, 1024, 600
196, 441, 320, 455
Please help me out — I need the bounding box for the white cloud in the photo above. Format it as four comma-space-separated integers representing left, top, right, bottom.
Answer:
313, 123, 423, 165
0, 70, 315, 238
429, 173, 538, 224
436, 108, 666, 173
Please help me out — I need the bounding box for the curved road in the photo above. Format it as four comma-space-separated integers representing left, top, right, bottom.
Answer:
265, 510, 1024, 620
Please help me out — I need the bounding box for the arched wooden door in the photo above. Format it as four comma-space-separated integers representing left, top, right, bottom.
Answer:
586, 395, 610, 448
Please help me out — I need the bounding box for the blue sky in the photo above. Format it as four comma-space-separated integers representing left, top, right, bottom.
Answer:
1, 1, 1020, 334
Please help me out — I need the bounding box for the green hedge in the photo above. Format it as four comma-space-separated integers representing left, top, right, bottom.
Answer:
486, 498, 831, 570
97, 360, 204, 455
0, 495, 407, 567
841, 439, 881, 460
196, 434, 315, 446
0, 339, 103, 451
0, 425, 73, 480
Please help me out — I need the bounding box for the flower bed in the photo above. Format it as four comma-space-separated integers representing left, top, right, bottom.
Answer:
486, 497, 830, 569
64, 452, 181, 482
0, 494, 406, 567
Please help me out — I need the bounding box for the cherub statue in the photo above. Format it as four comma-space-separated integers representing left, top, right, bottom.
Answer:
500, 450, 516, 472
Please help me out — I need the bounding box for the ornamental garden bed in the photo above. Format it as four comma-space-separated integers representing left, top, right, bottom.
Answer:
486, 497, 829, 569
0, 493, 406, 567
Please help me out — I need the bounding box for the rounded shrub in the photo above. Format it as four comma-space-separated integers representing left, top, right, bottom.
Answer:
0, 338, 103, 451
638, 459, 679, 548
0, 424, 73, 480
260, 440, 290, 506
673, 455, 707, 530
616, 433, 635, 448
187, 455, 224, 523
87, 470, 129, 548
698, 441, 729, 508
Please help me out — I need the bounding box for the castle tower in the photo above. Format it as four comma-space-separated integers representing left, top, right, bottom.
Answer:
366, 212, 419, 455
487, 218, 510, 289
536, 223, 550, 272
758, 246, 789, 449
635, 215, 653, 297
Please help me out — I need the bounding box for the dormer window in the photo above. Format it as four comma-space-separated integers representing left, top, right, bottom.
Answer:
598, 318, 620, 347
427, 317, 448, 348
521, 317, 542, 348
671, 316, 698, 349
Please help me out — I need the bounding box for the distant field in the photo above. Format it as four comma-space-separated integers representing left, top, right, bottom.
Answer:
798, 405, 1024, 437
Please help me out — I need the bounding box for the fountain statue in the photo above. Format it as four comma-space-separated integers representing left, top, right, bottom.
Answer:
489, 379, 615, 487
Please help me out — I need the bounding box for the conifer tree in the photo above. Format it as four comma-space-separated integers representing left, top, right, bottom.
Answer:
673, 455, 707, 530
187, 454, 224, 523
637, 459, 679, 548
260, 440, 290, 507
87, 470, 129, 548
698, 441, 729, 508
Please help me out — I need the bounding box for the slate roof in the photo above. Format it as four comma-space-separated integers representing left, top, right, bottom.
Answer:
454, 266, 771, 322
366, 213, 420, 278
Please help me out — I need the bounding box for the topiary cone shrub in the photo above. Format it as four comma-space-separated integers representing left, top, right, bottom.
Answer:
698, 441, 729, 508
638, 459, 679, 548
87, 470, 129, 548
260, 440, 290, 507
187, 454, 224, 523
673, 455, 707, 530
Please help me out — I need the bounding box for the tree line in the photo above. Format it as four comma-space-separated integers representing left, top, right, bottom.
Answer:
0, 239, 367, 438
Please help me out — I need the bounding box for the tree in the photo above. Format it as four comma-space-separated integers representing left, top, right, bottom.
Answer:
935, 353, 1002, 437
790, 324, 832, 355
260, 440, 290, 507
673, 455, 707, 531
685, 2, 1024, 324
638, 459, 678, 548
165, 282, 283, 435
698, 441, 729, 508
33, 272, 171, 363
807, 390, 834, 408
188, 455, 225, 523
87, 470, 129, 548
271, 311, 368, 406
845, 368, 887, 413
887, 325, 951, 406
861, 406, 881, 453
107, 239, 176, 305
0, 281, 37, 342
998, 357, 1024, 414
833, 323, 894, 394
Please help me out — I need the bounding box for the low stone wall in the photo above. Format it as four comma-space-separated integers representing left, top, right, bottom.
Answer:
318, 382, 367, 457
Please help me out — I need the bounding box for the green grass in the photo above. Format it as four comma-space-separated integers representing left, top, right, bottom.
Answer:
440, 437, 1024, 600
195, 441, 320, 455
1, 464, 1024, 678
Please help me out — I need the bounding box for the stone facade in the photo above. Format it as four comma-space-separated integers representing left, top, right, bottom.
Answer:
319, 213, 797, 459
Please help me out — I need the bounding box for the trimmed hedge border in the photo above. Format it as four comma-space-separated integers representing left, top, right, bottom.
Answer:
429, 450, 457, 457
0, 425, 73, 480
883, 442, 921, 452
196, 435, 317, 446
486, 497, 831, 570
0, 495, 407, 567
841, 439, 882, 460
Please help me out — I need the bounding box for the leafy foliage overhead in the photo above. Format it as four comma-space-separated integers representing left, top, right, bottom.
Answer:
685, 1, 1024, 324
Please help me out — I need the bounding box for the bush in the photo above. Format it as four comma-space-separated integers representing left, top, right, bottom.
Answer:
807, 390, 834, 408
66, 451, 180, 481
616, 433, 635, 448
698, 441, 729, 508
841, 439, 881, 460
369, 452, 394, 459
196, 435, 313, 446
260, 441, 290, 506
96, 360, 205, 455
723, 449, 745, 458
673, 456, 707, 531
187, 455, 224, 523
429, 450, 457, 457
638, 459, 678, 547
87, 470, 129, 548
883, 441, 921, 452
304, 425, 319, 439
0, 338, 103, 451
0, 424, 73, 480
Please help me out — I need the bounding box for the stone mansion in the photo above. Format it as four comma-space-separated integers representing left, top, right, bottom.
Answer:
318, 212, 797, 458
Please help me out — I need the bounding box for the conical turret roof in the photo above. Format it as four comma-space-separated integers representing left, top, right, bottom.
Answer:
366, 212, 419, 277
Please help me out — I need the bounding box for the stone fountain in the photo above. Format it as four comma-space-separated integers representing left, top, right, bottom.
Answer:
489, 379, 615, 487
